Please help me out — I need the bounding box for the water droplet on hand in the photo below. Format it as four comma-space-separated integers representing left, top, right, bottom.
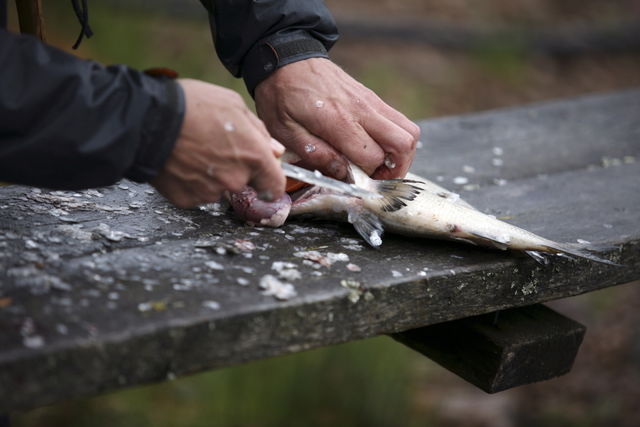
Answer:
304, 144, 316, 153
223, 122, 235, 132
314, 100, 324, 108
384, 155, 396, 169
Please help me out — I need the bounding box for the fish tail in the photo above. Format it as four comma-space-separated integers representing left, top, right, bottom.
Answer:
539, 242, 621, 266
373, 179, 425, 212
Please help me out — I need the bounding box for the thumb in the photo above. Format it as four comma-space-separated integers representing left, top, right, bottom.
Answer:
249, 151, 286, 202
270, 138, 286, 158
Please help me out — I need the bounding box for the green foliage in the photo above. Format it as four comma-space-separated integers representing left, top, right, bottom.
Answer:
470, 35, 528, 85
44, 2, 252, 104
14, 337, 430, 427
357, 63, 435, 120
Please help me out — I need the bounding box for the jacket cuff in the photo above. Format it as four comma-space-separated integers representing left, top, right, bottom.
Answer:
242, 31, 329, 96
126, 77, 184, 183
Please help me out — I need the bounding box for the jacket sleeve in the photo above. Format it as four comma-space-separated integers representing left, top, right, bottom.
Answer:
0, 29, 184, 190
199, 0, 339, 95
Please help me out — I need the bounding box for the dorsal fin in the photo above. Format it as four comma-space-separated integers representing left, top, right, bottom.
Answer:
373, 179, 424, 212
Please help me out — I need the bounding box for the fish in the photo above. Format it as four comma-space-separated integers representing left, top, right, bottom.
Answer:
227, 162, 616, 265
282, 163, 618, 265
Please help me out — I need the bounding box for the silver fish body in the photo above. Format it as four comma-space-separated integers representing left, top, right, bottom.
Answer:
289, 164, 615, 264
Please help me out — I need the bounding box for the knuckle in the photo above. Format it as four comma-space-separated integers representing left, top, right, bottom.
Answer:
398, 130, 417, 151
409, 122, 421, 140
224, 87, 242, 101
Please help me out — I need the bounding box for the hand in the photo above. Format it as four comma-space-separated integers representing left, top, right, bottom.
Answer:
254, 58, 421, 181
151, 79, 285, 208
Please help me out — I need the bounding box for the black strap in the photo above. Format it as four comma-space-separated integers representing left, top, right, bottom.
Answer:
0, 0, 6, 30
271, 39, 327, 61
71, 0, 93, 49
242, 37, 328, 96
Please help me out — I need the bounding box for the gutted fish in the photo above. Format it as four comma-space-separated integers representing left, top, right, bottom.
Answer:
227, 162, 616, 264
284, 164, 617, 265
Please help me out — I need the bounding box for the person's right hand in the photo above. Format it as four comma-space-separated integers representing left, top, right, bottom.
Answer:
151, 79, 285, 208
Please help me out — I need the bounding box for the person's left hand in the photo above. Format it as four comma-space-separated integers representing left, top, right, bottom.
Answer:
254, 58, 421, 181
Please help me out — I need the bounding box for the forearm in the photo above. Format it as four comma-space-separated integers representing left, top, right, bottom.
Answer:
0, 29, 184, 190
199, 0, 339, 95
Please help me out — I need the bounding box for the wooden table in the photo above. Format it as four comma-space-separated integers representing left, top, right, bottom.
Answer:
1, 88, 638, 410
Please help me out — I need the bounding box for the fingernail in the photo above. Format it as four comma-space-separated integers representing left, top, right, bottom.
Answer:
257, 190, 274, 202
281, 151, 301, 163
270, 138, 285, 155
327, 159, 347, 180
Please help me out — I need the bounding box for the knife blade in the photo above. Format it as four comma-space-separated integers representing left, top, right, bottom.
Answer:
280, 162, 381, 199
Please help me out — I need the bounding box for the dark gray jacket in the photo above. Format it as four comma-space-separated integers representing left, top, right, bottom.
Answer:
0, 0, 338, 189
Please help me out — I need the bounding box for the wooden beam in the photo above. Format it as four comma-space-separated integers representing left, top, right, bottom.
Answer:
392, 304, 586, 393
0, 89, 637, 410
15, 0, 46, 41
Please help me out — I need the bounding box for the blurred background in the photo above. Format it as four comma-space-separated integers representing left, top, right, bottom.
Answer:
7, 0, 640, 426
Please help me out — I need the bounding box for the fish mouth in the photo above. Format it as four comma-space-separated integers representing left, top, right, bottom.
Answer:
289, 186, 333, 206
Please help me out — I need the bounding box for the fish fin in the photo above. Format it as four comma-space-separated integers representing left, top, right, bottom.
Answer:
525, 250, 550, 265
541, 242, 622, 266
373, 179, 425, 212
453, 237, 478, 246
467, 230, 510, 250
348, 207, 384, 248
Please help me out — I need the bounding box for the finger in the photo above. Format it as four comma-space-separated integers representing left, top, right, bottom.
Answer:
363, 113, 417, 179
274, 124, 350, 181
248, 154, 286, 202
152, 175, 201, 209
245, 109, 271, 140
269, 137, 286, 158
212, 166, 252, 194
375, 100, 422, 142
244, 136, 286, 201
190, 178, 225, 204
312, 119, 385, 176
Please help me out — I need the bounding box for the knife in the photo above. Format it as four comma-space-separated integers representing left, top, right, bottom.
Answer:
280, 162, 382, 199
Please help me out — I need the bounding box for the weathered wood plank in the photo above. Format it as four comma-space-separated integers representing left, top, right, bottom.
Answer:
414, 87, 640, 187
392, 304, 586, 393
0, 89, 638, 410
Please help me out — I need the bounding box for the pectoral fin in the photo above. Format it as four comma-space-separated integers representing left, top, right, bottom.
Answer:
467, 230, 511, 250
348, 207, 384, 248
